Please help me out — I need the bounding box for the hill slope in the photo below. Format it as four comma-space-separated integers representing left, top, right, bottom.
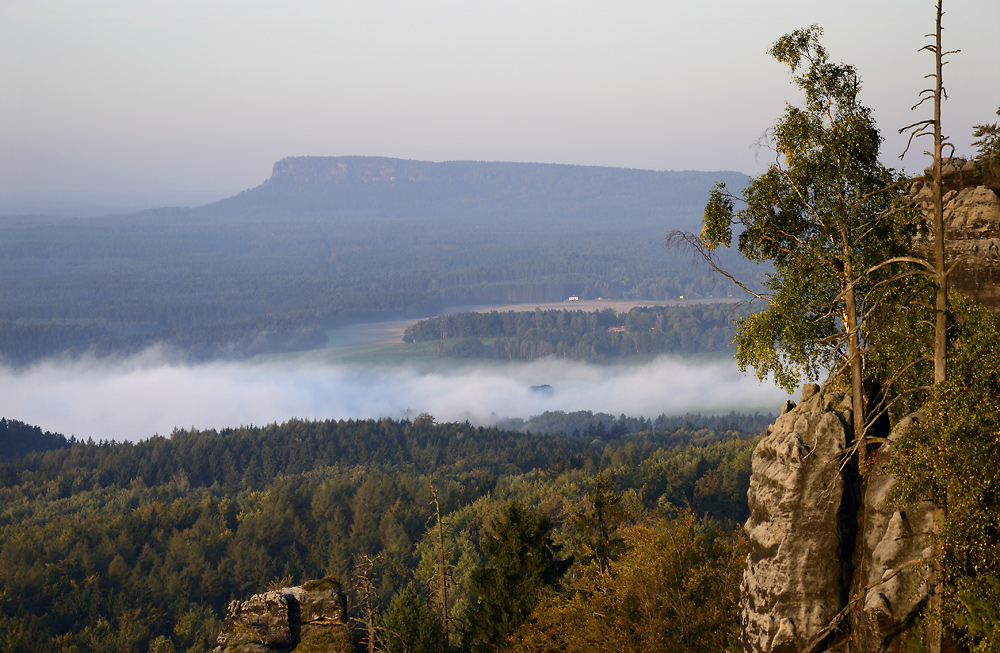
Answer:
191, 156, 747, 230
0, 158, 757, 364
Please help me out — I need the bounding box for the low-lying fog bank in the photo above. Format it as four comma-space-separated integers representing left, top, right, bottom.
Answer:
1, 348, 790, 442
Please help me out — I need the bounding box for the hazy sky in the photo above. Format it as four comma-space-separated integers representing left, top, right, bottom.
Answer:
3, 0, 999, 210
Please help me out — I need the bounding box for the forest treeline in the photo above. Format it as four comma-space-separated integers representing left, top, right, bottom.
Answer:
500, 409, 775, 438
0, 418, 72, 459
403, 303, 753, 362
0, 225, 762, 366
0, 413, 765, 652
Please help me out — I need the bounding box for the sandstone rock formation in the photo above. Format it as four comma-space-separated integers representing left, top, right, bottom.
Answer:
912, 158, 1000, 310
213, 578, 349, 653
741, 383, 856, 653
741, 385, 940, 652
854, 413, 936, 652
739, 159, 998, 652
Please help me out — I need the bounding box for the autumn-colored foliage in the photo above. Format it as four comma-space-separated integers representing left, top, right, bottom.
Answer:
505, 510, 746, 653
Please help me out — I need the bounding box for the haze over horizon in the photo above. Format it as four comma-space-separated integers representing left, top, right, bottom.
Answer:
3, 0, 1000, 215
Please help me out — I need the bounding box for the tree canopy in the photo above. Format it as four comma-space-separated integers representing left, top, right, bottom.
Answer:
463, 501, 572, 652
698, 26, 915, 441
888, 296, 1000, 653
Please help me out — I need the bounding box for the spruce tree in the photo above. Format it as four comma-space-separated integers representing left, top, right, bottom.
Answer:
463, 502, 571, 653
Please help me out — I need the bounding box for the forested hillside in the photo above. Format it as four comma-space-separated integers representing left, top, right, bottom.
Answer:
501, 409, 775, 437
0, 418, 72, 459
404, 303, 752, 362
0, 413, 765, 651
0, 158, 759, 365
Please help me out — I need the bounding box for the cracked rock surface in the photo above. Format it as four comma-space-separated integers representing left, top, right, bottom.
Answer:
213, 581, 348, 653
741, 383, 854, 653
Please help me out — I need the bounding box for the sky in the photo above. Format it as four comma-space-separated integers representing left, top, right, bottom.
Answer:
2, 0, 999, 213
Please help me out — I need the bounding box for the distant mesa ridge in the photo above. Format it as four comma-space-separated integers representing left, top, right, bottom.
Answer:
268, 155, 451, 185
0, 153, 757, 366
263, 155, 734, 186
205, 155, 748, 228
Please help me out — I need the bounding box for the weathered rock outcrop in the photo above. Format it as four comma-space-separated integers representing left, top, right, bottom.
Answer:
741, 386, 939, 652
854, 413, 936, 652
213, 579, 349, 653
913, 158, 1000, 310
741, 383, 856, 652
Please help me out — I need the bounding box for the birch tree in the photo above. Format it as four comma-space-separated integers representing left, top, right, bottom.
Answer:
692, 26, 914, 445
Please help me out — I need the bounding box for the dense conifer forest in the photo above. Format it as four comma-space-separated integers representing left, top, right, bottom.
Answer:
403, 303, 752, 362
0, 413, 766, 651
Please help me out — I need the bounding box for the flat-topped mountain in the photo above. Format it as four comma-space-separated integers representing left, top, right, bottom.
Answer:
183, 156, 748, 231
260, 156, 741, 192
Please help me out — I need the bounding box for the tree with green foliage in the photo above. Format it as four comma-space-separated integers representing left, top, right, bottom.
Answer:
0, 418, 70, 459
888, 296, 1000, 652
382, 582, 446, 653
716, 26, 911, 421
569, 470, 628, 578
972, 108, 1000, 164
507, 511, 746, 653
463, 501, 571, 653
683, 26, 914, 446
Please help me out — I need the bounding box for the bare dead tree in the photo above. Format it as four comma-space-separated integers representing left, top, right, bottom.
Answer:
429, 481, 450, 647
897, 4, 959, 649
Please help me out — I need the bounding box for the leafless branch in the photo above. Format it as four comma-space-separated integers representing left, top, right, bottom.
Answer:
867, 256, 936, 275
664, 231, 770, 301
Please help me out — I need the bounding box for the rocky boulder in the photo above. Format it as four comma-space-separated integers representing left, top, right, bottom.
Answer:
740, 386, 948, 652
213, 578, 349, 653
854, 413, 936, 652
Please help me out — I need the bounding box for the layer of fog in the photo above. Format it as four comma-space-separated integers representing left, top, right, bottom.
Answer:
1, 349, 790, 442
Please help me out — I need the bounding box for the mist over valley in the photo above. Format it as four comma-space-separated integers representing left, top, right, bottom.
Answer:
0, 157, 783, 440
1, 340, 787, 443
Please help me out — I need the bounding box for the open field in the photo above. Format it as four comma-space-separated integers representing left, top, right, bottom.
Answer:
462, 297, 738, 314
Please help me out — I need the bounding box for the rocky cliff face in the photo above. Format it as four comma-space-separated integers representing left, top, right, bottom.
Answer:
268, 156, 440, 185
741, 384, 855, 652
212, 579, 350, 653
741, 386, 938, 653
740, 163, 1000, 652
913, 158, 1000, 310
853, 413, 936, 652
